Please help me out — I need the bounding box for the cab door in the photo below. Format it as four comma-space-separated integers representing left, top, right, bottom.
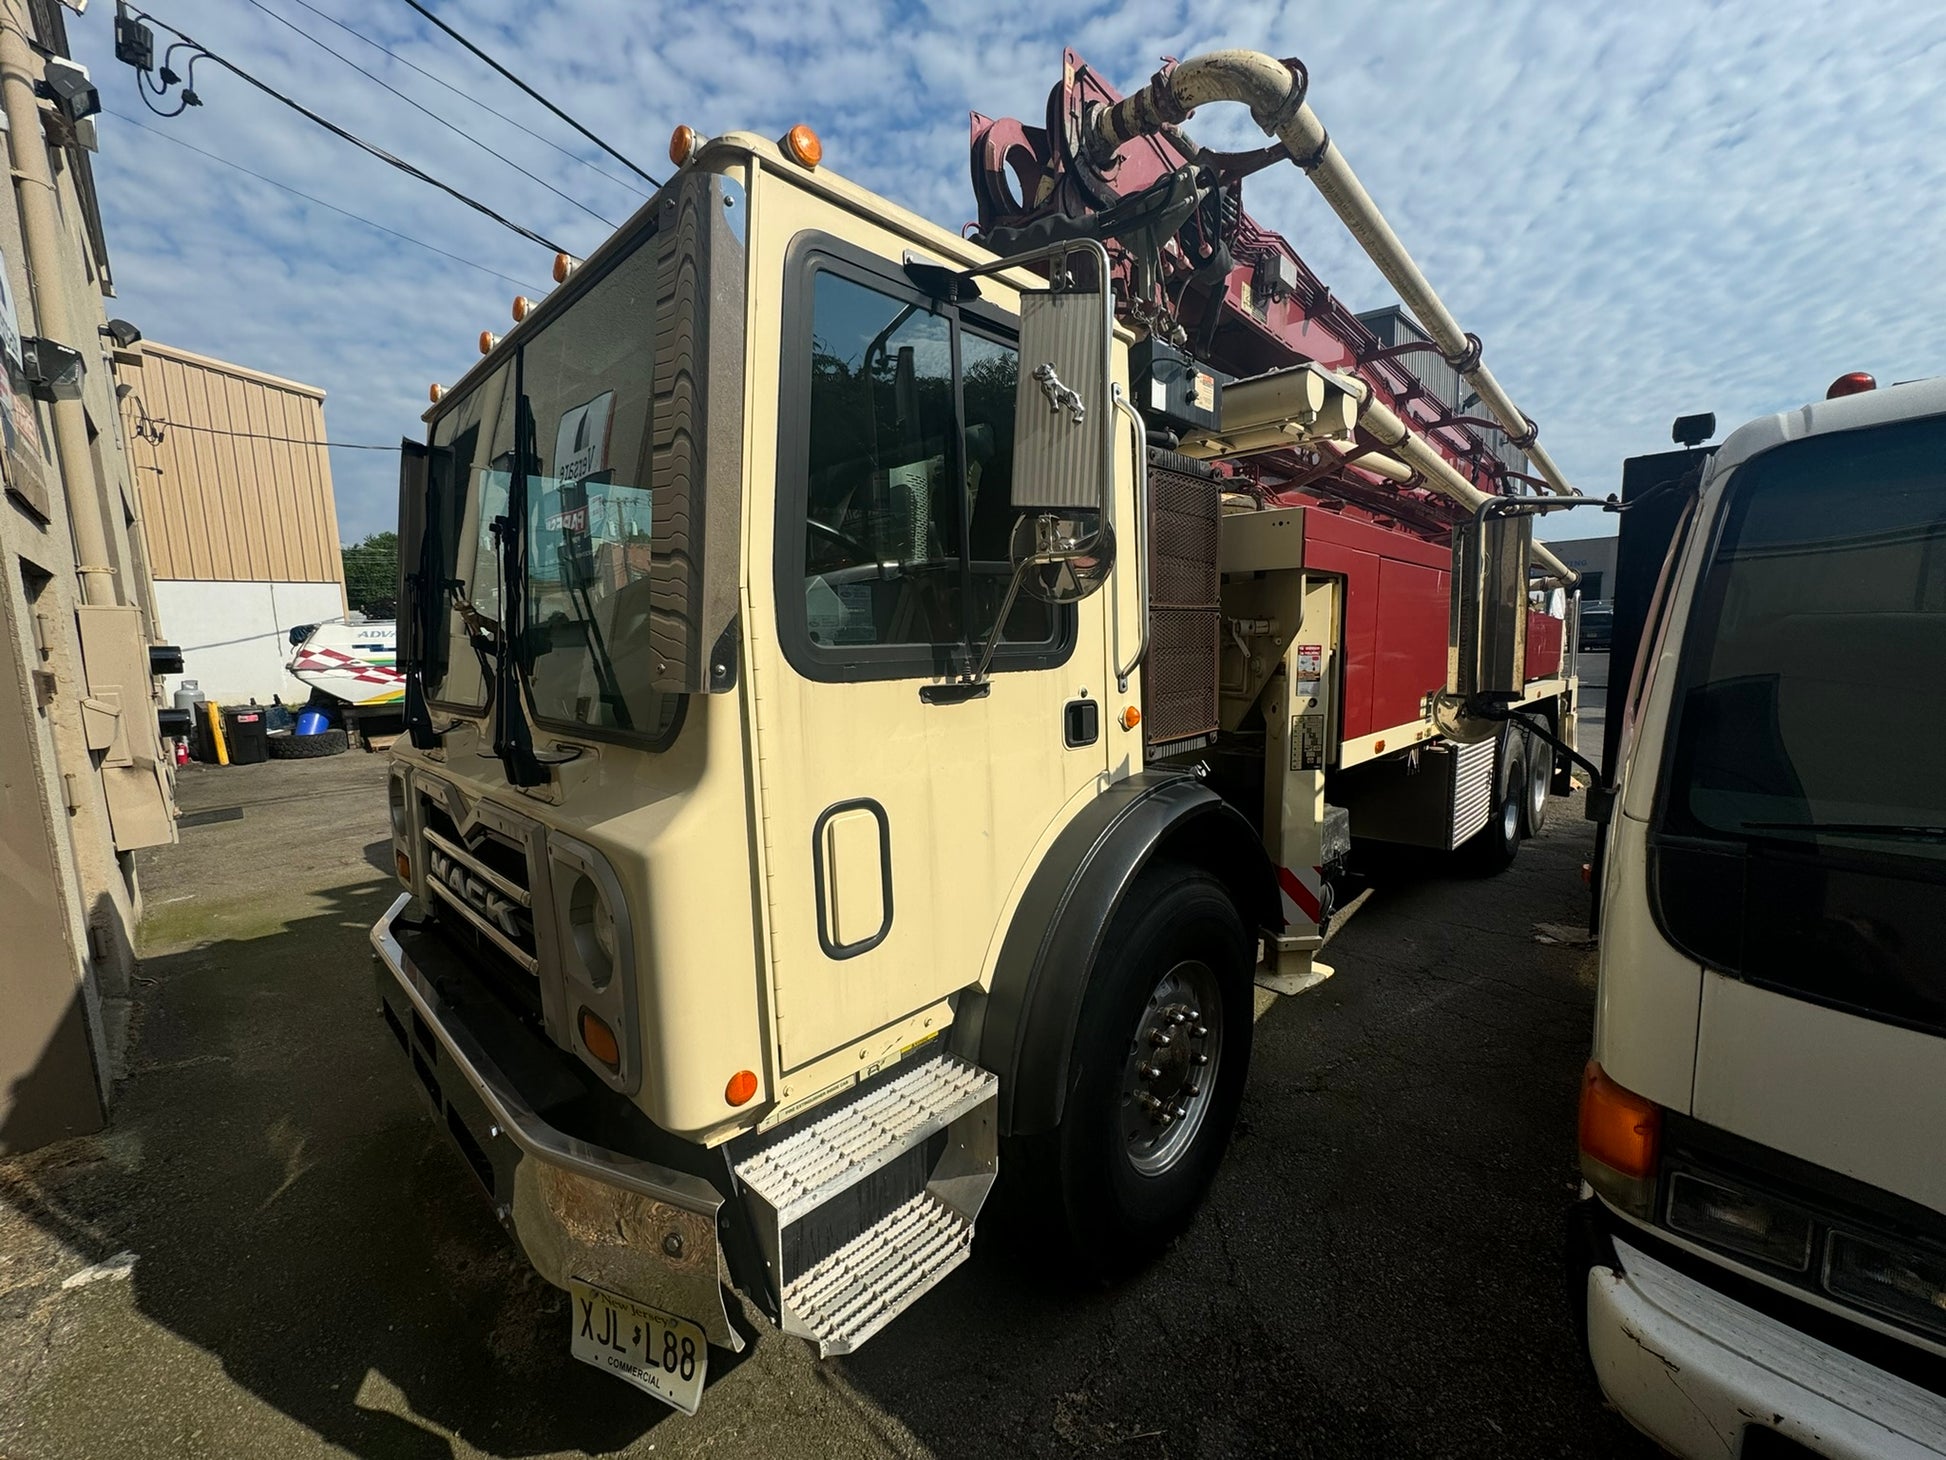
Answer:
744, 196, 1116, 1074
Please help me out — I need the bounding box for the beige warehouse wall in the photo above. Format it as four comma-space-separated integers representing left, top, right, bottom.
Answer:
117, 342, 346, 598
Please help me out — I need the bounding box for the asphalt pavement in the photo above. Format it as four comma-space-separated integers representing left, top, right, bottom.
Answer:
0, 752, 1654, 1459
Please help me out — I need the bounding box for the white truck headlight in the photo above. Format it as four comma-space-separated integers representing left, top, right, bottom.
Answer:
1666, 1172, 1813, 1272
1825, 1232, 1946, 1340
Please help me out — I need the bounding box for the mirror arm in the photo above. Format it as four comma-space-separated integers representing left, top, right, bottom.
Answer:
1112, 384, 1149, 693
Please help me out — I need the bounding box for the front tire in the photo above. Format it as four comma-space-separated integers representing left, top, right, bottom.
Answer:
1006, 862, 1253, 1279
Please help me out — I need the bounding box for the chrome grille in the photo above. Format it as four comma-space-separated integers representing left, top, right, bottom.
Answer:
419, 798, 541, 998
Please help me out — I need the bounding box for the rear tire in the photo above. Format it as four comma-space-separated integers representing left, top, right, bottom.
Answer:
1004, 862, 1253, 1279
1458, 728, 1523, 875
1522, 723, 1553, 837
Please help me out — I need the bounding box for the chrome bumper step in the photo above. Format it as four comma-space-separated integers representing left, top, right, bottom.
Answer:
779, 1192, 974, 1354
733, 1051, 997, 1356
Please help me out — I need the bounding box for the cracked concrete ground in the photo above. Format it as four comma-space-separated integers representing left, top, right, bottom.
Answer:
0, 734, 1654, 1458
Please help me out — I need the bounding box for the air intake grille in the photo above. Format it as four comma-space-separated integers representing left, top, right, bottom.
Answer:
1143, 452, 1222, 750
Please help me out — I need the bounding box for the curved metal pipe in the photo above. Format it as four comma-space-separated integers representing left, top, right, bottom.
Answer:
1092, 50, 1578, 500
1112, 384, 1150, 692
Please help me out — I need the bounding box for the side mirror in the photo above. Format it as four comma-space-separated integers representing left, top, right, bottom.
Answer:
1010, 285, 1113, 520
1432, 506, 1532, 743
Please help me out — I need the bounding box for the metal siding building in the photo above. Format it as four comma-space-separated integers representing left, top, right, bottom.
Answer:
117, 342, 347, 702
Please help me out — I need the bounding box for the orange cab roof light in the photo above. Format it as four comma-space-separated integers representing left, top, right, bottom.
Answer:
511, 295, 536, 323
1578, 1060, 1661, 1180
478, 330, 499, 356
553, 252, 578, 284
782, 124, 822, 169
1827, 371, 1876, 399
669, 124, 700, 167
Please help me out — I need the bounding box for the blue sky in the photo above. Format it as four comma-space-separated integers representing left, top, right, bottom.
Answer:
72, 0, 1946, 545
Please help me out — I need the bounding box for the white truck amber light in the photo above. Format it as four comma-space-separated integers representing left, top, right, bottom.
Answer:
1665, 1172, 1813, 1272
1824, 1231, 1946, 1340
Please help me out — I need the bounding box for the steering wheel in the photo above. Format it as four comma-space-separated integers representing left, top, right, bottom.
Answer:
807, 517, 872, 563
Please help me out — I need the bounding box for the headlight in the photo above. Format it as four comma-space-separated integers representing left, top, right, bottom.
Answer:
1825, 1232, 1946, 1340
566, 873, 615, 989
1666, 1172, 1813, 1271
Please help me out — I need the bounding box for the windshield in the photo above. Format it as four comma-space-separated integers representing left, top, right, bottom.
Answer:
1653, 411, 1946, 1034
418, 237, 677, 742
518, 238, 675, 740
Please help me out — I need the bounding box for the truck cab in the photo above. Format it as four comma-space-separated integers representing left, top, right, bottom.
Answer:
1576, 376, 1946, 1457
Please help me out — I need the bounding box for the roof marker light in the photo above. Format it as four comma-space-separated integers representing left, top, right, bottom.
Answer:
478, 330, 499, 356
552, 252, 578, 284
1827, 371, 1876, 399
428, 383, 443, 404
669, 124, 700, 167
511, 295, 535, 323
783, 124, 822, 169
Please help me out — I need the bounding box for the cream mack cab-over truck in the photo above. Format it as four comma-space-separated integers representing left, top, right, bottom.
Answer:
1573, 376, 1946, 1458
371, 49, 1581, 1411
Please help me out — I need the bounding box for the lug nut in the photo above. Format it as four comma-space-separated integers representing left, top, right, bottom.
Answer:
1186, 1085, 1201, 1098
1151, 1031, 1172, 1048
1171, 1011, 1187, 1025
1136, 1091, 1161, 1111
1157, 1111, 1174, 1127
1170, 1104, 1188, 1120
1140, 1063, 1161, 1080
1192, 1025, 1209, 1038
1194, 1052, 1211, 1066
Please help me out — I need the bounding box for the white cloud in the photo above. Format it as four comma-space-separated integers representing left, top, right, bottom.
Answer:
70, 0, 1946, 542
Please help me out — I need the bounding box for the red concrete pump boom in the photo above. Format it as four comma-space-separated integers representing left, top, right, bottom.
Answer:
970, 50, 1565, 554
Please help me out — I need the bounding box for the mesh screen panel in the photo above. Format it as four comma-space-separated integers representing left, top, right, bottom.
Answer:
1144, 457, 1221, 748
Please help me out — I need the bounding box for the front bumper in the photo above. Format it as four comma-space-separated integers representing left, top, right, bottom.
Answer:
370, 892, 744, 1351
1586, 1234, 1946, 1460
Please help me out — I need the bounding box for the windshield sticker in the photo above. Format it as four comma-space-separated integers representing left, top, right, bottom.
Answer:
555, 391, 615, 487
805, 578, 875, 646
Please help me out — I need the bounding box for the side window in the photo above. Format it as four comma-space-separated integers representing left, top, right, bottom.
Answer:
780, 244, 1071, 681
425, 362, 514, 710
803, 272, 964, 650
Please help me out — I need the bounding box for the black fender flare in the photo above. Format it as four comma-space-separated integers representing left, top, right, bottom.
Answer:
961, 772, 1278, 1137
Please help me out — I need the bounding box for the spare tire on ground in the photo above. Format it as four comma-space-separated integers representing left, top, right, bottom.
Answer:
267, 729, 348, 759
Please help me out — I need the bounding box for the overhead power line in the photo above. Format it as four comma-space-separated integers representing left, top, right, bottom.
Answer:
136, 415, 400, 451
279, 0, 649, 200
398, 0, 664, 191
239, 0, 616, 229
125, 8, 569, 254
108, 109, 547, 291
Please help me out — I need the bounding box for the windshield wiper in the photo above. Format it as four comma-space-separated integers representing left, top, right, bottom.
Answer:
1742, 820, 1946, 842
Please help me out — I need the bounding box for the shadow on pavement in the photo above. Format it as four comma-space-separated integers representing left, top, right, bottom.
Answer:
0, 876, 678, 1458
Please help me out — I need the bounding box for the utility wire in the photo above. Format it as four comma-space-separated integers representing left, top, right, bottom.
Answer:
128, 8, 568, 254
239, 0, 616, 229
108, 109, 546, 291
279, 0, 649, 199
397, 0, 663, 190
138, 415, 400, 450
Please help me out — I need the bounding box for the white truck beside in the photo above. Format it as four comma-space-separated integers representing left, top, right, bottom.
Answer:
1572, 373, 1946, 1458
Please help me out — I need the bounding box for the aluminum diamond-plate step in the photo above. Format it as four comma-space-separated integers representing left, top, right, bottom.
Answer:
735, 1053, 995, 1225
778, 1191, 974, 1354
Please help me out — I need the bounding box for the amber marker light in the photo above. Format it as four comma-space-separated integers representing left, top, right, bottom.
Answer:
782, 123, 823, 169
1578, 1060, 1662, 1216
1119, 705, 1142, 731
395, 849, 411, 883
1826, 371, 1876, 399
580, 1009, 621, 1069
669, 124, 699, 167
552, 252, 578, 284
478, 330, 499, 355
726, 1069, 759, 1107
511, 295, 535, 323
428, 383, 443, 404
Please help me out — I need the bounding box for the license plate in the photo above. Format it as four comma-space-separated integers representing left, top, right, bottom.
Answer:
568, 1279, 708, 1414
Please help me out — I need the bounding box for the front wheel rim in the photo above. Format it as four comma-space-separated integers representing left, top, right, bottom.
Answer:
1120, 958, 1223, 1177
1528, 740, 1550, 827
